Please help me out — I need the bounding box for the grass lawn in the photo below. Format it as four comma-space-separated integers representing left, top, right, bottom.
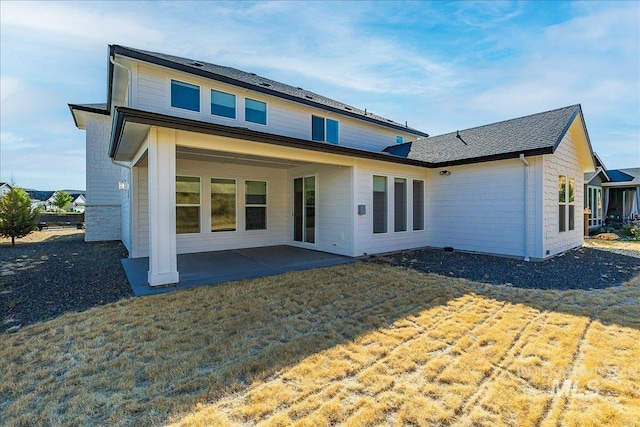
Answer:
1, 262, 639, 426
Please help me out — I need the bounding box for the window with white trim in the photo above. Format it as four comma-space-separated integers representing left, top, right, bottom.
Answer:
211, 89, 236, 119
211, 178, 236, 232
176, 176, 200, 234
373, 175, 387, 234
312, 115, 339, 144
245, 180, 267, 230
394, 178, 407, 232
558, 175, 575, 232
245, 98, 267, 125
586, 186, 603, 227
171, 80, 200, 112
413, 180, 424, 231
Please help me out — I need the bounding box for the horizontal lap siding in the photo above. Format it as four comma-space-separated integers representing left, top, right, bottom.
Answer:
287, 164, 354, 256
173, 159, 288, 255
426, 159, 539, 258
131, 64, 418, 152
135, 166, 149, 257
355, 159, 429, 256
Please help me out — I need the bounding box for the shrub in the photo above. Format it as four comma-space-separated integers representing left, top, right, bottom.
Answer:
0, 187, 40, 246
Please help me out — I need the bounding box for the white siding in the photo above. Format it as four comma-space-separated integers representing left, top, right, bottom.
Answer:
134, 165, 149, 258
130, 63, 419, 153
120, 166, 132, 253
542, 124, 585, 257
354, 159, 429, 256
425, 158, 543, 259
84, 114, 123, 241
287, 164, 354, 256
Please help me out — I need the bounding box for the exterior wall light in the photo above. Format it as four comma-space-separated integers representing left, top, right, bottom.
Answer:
439, 170, 451, 176
118, 180, 129, 191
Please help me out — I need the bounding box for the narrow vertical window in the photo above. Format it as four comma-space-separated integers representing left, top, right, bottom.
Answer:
394, 178, 407, 232
176, 176, 200, 234
373, 175, 387, 234
568, 177, 575, 231
245, 180, 267, 230
413, 180, 424, 231
211, 178, 236, 232
312, 115, 325, 141
171, 80, 200, 112
245, 98, 267, 125
211, 89, 236, 119
326, 119, 339, 144
558, 175, 566, 233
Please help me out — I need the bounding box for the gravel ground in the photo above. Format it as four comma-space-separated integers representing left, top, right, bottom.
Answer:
0, 231, 132, 333
368, 246, 640, 290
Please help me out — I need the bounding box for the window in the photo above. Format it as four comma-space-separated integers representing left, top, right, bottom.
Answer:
211, 178, 236, 232
558, 175, 575, 233
586, 186, 603, 227
311, 115, 339, 144
373, 176, 387, 234
413, 180, 424, 230
171, 80, 200, 112
396, 136, 404, 144
245, 98, 267, 125
245, 180, 267, 230
176, 176, 200, 234
211, 89, 236, 119
394, 178, 407, 232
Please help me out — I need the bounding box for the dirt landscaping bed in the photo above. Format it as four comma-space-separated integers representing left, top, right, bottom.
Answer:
0, 230, 132, 333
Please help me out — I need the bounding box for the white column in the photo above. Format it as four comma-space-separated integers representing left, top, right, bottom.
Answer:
147, 127, 179, 286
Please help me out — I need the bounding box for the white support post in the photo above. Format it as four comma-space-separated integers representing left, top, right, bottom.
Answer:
147, 128, 179, 286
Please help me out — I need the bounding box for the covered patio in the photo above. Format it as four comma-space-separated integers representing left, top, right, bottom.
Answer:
121, 245, 354, 296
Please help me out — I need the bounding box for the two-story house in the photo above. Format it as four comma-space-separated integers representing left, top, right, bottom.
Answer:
70, 45, 595, 287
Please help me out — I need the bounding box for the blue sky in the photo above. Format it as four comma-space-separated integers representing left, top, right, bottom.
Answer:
1, 0, 638, 190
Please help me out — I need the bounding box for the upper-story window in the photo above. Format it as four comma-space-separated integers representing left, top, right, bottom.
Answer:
245, 98, 267, 125
396, 136, 404, 144
211, 89, 236, 119
312, 115, 339, 144
171, 80, 200, 112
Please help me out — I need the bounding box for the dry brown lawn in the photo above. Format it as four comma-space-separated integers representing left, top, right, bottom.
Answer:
0, 229, 83, 246
1, 251, 639, 426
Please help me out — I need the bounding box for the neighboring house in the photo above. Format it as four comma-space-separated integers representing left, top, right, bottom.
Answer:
27, 190, 56, 211
70, 193, 86, 213
0, 182, 12, 197
584, 155, 640, 228
69, 45, 596, 287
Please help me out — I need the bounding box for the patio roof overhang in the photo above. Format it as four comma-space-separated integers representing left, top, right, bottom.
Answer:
109, 107, 433, 167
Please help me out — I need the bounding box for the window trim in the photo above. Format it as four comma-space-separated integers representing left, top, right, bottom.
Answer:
586, 185, 603, 227
373, 175, 388, 234
311, 115, 339, 144
170, 79, 201, 113
210, 89, 237, 119
412, 179, 425, 231
245, 97, 268, 125
558, 175, 575, 233
210, 177, 237, 233
176, 175, 202, 235
244, 179, 268, 231
394, 177, 408, 233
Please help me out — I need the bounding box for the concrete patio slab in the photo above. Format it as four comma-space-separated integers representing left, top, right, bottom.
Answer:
121, 245, 354, 296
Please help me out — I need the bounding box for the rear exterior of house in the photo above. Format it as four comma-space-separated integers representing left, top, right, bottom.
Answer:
70, 45, 595, 287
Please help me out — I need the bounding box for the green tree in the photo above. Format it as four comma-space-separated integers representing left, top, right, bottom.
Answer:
0, 187, 40, 246
52, 190, 73, 212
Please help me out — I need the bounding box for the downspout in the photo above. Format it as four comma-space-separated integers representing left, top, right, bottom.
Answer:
519, 154, 530, 261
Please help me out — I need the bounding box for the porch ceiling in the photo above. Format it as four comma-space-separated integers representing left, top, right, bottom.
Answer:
176, 146, 308, 169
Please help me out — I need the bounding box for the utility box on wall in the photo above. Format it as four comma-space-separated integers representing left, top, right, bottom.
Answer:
358, 205, 366, 215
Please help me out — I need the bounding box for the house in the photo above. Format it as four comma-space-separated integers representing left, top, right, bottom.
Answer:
584, 155, 640, 228
27, 190, 56, 211
69, 45, 596, 287
0, 182, 12, 198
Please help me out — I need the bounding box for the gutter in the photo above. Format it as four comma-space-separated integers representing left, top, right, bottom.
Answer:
520, 153, 530, 261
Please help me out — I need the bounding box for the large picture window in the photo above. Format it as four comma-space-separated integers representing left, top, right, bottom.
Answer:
373, 175, 387, 234
413, 180, 424, 231
558, 175, 575, 233
171, 80, 200, 112
211, 89, 236, 119
176, 176, 200, 234
245, 180, 267, 230
394, 178, 407, 232
211, 178, 236, 232
245, 98, 267, 125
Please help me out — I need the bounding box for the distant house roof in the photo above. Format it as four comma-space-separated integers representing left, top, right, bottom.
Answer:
384, 104, 592, 167
607, 168, 640, 183
27, 191, 55, 201
0, 182, 11, 187
103, 45, 428, 138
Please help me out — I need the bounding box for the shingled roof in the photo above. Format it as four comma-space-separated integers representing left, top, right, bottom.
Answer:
108, 45, 428, 137
385, 104, 584, 167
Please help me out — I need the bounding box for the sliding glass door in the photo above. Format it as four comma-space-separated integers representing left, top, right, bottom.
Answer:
294, 176, 315, 244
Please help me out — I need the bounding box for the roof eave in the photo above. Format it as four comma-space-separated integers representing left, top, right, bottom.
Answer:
109, 45, 428, 138
109, 107, 433, 168
428, 148, 554, 168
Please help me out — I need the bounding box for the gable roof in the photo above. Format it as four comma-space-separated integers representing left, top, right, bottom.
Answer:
107, 45, 428, 138
392, 104, 588, 167
27, 191, 55, 201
